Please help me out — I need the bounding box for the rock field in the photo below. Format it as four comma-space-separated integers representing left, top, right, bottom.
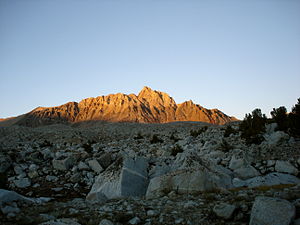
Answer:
1, 121, 300, 225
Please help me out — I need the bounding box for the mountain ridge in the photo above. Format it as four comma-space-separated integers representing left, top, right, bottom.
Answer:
1, 86, 238, 127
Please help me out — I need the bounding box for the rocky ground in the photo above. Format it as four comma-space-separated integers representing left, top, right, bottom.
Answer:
1, 121, 300, 225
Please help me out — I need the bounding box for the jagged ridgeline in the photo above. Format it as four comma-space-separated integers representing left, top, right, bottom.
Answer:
2, 87, 237, 127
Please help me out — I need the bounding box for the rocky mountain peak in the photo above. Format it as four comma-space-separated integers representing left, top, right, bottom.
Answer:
1, 87, 238, 127
138, 86, 176, 108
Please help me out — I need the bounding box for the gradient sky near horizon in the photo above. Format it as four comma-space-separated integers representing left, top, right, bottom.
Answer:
0, 0, 300, 120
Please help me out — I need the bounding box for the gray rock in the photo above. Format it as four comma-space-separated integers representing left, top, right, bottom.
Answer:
275, 160, 298, 175
183, 200, 198, 208
70, 173, 81, 183
233, 172, 300, 188
86, 191, 108, 203
213, 203, 236, 219
78, 162, 89, 170
264, 131, 290, 146
265, 123, 278, 134
99, 219, 114, 225
39, 214, 56, 221
147, 209, 158, 216
51, 187, 63, 192
234, 165, 260, 180
128, 217, 141, 225
87, 156, 148, 200
0, 189, 34, 205
14, 178, 31, 188
14, 165, 24, 175
146, 168, 232, 199
250, 196, 295, 225
29, 164, 38, 171
52, 157, 75, 171
39, 218, 82, 225
28, 170, 39, 179
41, 148, 53, 160
149, 162, 171, 179
88, 159, 104, 174
229, 156, 245, 170
46, 175, 59, 182
266, 160, 276, 167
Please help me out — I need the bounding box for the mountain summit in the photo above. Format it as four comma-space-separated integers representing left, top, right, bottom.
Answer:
5, 87, 237, 127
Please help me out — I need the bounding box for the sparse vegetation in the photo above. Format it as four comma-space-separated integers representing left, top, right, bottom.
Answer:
219, 139, 232, 152
190, 126, 208, 138
239, 98, 300, 144
82, 141, 96, 153
223, 125, 237, 137
171, 144, 183, 156
270, 106, 288, 132
170, 132, 180, 142
150, 134, 163, 144
39, 140, 52, 148
0, 173, 7, 189
134, 132, 144, 140
239, 109, 267, 145
288, 98, 300, 137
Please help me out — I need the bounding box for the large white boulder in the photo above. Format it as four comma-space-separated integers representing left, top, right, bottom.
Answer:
250, 196, 295, 225
264, 131, 290, 146
146, 168, 232, 199
146, 150, 234, 198
87, 156, 149, 201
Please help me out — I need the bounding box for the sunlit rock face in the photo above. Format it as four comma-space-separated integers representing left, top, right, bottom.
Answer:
13, 86, 237, 127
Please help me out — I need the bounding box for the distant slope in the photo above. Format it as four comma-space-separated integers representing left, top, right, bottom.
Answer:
1, 86, 238, 127
0, 115, 26, 127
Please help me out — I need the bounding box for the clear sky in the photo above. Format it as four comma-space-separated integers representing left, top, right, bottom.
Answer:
0, 0, 299, 120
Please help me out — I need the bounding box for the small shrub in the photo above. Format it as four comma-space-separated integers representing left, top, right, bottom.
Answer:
82, 141, 95, 153
239, 109, 267, 145
114, 213, 132, 224
170, 132, 180, 142
133, 132, 144, 140
0, 173, 7, 189
150, 134, 163, 144
223, 125, 237, 137
171, 144, 183, 156
40, 140, 52, 148
190, 126, 208, 138
219, 139, 232, 152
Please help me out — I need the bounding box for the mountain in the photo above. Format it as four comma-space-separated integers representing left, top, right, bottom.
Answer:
1, 87, 237, 127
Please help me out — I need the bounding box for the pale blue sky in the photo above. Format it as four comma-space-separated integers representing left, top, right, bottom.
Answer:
0, 0, 299, 119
